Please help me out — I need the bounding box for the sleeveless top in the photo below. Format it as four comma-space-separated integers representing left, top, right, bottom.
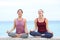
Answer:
15, 18, 25, 34
37, 18, 47, 33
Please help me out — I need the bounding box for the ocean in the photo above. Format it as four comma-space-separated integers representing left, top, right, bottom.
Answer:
0, 21, 60, 37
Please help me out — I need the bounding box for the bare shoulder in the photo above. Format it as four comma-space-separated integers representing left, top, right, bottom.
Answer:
44, 18, 48, 22
34, 18, 38, 22
23, 18, 27, 22
14, 18, 17, 22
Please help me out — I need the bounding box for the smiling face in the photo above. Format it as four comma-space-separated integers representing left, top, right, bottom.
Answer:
17, 9, 23, 17
38, 9, 44, 18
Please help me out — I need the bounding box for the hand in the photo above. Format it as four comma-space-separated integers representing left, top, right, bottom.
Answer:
30, 29, 35, 32
29, 29, 35, 33
6, 30, 11, 33
48, 31, 53, 34
50, 32, 53, 34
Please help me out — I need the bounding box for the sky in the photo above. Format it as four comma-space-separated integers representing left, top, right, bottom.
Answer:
0, 0, 60, 21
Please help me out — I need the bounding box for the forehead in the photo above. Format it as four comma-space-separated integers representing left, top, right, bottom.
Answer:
38, 9, 43, 12
18, 10, 22, 12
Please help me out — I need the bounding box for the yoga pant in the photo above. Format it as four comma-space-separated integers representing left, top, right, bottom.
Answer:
8, 32, 28, 38
30, 31, 53, 38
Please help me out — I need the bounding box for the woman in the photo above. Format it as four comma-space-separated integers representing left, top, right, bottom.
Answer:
7, 9, 28, 38
30, 9, 53, 38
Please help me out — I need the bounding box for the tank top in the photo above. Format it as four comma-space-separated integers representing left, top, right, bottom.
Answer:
37, 18, 47, 33
16, 18, 25, 34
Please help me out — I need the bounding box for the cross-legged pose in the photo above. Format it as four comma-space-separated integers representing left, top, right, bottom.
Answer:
30, 9, 53, 38
7, 9, 28, 38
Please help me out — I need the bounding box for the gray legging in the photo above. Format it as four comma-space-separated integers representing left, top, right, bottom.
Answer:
8, 32, 28, 38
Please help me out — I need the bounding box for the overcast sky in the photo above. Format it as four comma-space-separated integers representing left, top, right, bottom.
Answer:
0, 0, 60, 21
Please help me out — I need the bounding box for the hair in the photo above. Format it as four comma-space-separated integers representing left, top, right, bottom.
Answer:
38, 9, 44, 16
38, 9, 44, 13
17, 9, 23, 13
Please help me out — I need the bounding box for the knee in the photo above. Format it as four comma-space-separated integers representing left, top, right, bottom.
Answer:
47, 33, 53, 38
24, 33, 28, 38
8, 33, 11, 36
30, 31, 35, 36
24, 34, 28, 38
30, 31, 33, 35
8, 33, 16, 37
50, 33, 53, 38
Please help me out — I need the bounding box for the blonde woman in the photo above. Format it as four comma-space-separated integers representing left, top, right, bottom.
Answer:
30, 9, 53, 38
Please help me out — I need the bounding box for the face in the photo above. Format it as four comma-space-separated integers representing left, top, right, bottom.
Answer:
17, 10, 23, 17
38, 9, 43, 17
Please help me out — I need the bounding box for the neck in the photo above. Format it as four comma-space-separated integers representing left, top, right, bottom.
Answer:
39, 16, 43, 19
18, 16, 22, 19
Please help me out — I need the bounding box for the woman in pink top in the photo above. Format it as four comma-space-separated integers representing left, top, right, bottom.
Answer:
7, 9, 28, 38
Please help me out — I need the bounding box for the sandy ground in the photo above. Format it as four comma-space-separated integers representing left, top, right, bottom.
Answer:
0, 37, 60, 40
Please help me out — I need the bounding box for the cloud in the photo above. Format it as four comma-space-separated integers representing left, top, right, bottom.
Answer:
0, 0, 59, 7
0, 1, 20, 6
0, 0, 60, 21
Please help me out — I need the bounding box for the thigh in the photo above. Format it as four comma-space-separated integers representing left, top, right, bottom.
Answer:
8, 32, 16, 37
45, 32, 53, 35
43, 32, 53, 38
30, 31, 41, 36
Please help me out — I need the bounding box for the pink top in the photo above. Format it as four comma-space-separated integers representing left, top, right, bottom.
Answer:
16, 18, 25, 34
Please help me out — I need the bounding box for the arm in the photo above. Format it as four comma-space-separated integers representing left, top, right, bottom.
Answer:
32, 18, 38, 31
45, 18, 53, 33
8, 19, 16, 32
30, 19, 38, 31
29, 18, 38, 33
24, 19, 28, 34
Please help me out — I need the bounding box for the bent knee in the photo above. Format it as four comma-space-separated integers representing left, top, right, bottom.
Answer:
30, 31, 34, 35
8, 33, 16, 37
48, 33, 53, 38
50, 33, 53, 38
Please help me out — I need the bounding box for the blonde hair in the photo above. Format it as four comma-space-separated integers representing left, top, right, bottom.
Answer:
38, 9, 44, 13
38, 9, 44, 16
